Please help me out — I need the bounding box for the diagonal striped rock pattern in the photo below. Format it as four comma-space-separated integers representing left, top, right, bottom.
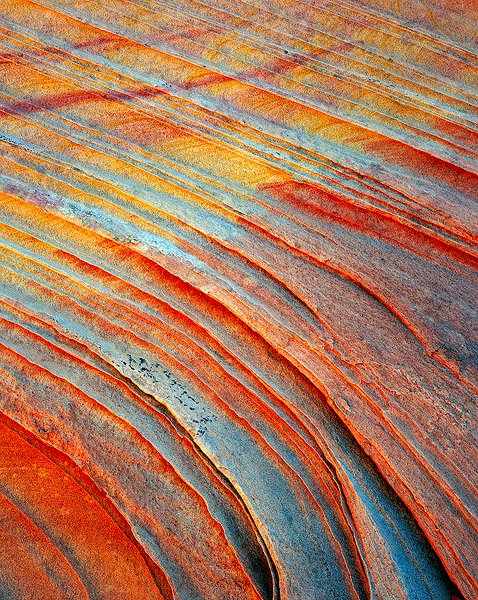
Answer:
0, 0, 476, 598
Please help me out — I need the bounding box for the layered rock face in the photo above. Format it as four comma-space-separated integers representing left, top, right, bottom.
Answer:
0, 1, 476, 599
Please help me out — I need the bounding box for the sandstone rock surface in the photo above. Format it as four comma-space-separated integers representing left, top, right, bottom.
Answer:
0, 1, 476, 598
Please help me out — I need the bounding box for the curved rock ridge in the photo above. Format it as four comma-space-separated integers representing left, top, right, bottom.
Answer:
0, 1, 476, 599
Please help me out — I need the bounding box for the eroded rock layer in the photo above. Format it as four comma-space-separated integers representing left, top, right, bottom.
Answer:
0, 1, 476, 599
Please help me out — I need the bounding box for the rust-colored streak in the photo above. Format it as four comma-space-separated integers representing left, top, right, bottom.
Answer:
0, 1, 476, 599
0, 420, 165, 600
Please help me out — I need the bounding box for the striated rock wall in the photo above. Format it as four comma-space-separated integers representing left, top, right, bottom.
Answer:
0, 0, 476, 598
